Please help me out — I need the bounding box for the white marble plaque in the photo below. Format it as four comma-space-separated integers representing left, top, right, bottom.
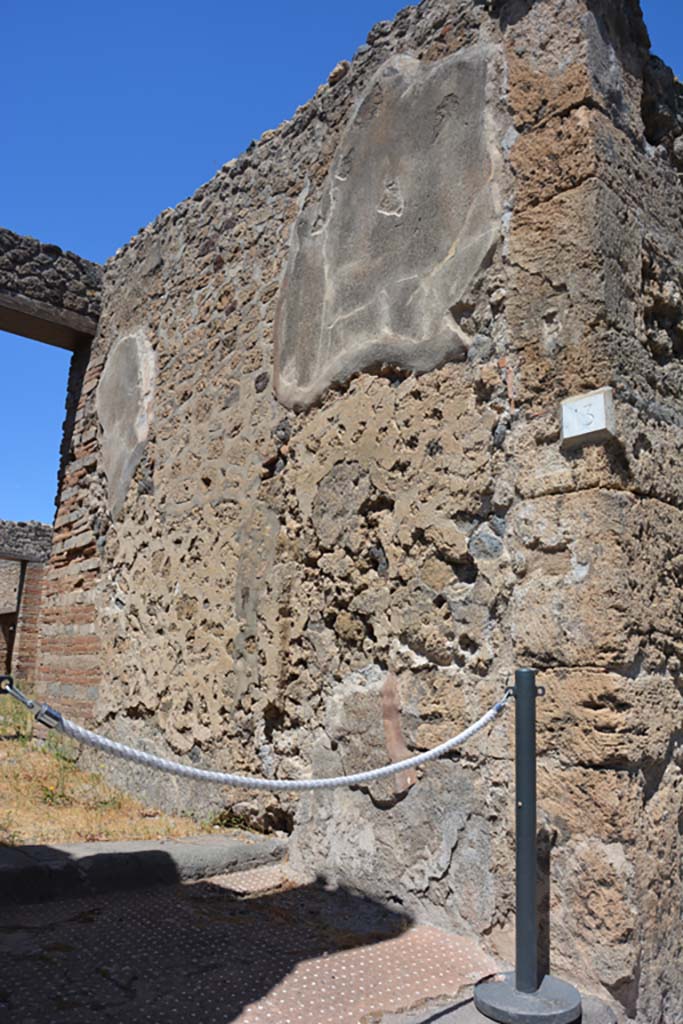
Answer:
561, 387, 616, 448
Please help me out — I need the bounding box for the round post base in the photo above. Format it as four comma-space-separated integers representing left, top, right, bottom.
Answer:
474, 972, 582, 1024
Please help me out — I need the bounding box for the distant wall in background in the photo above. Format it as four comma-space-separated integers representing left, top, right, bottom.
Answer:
0, 520, 52, 682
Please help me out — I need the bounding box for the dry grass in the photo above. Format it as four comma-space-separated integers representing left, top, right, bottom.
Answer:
0, 700, 213, 846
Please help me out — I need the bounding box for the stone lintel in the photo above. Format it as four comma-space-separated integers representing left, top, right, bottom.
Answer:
0, 548, 46, 564
0, 290, 98, 349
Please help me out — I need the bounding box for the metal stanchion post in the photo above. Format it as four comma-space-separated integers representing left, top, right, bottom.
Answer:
515, 666, 539, 995
473, 669, 582, 1024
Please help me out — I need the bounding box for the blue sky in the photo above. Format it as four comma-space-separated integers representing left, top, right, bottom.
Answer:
1, 0, 681, 525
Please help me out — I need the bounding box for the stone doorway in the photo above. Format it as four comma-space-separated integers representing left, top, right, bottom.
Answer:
0, 557, 22, 673
0, 527, 52, 685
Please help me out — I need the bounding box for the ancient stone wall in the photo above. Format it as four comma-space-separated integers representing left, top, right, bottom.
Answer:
37, 344, 103, 720
0, 521, 52, 681
12, 562, 47, 685
35, 1, 683, 1020
0, 228, 101, 348
0, 559, 21, 672
0, 559, 21, 617
0, 520, 52, 563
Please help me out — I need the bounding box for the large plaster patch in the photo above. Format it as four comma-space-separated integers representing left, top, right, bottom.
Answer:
96, 329, 156, 519
274, 46, 504, 410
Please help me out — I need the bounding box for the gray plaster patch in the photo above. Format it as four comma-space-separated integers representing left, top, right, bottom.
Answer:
96, 329, 156, 519
274, 46, 504, 410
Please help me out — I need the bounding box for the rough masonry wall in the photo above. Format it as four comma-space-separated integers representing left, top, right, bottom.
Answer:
0, 228, 101, 347
0, 559, 21, 672
0, 521, 53, 682
37, 345, 103, 719
0, 560, 21, 616
0, 520, 53, 563
38, 2, 683, 1021
12, 562, 47, 686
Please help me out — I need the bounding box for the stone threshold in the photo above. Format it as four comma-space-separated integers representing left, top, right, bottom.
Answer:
0, 830, 287, 903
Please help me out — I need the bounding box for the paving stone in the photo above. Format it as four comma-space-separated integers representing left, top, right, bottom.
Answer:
0, 867, 498, 1024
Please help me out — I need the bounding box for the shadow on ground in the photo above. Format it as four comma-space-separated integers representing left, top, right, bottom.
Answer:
0, 842, 184, 905
0, 847, 412, 1024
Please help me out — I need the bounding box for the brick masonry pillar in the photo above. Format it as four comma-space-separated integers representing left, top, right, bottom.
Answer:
36, 343, 103, 723
12, 562, 45, 686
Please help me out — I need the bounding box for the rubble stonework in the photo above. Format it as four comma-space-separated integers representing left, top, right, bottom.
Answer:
14, 1, 683, 1020
0, 228, 101, 320
0, 520, 52, 563
0, 228, 101, 347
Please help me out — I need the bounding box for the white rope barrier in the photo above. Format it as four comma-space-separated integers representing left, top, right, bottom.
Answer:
1, 676, 511, 793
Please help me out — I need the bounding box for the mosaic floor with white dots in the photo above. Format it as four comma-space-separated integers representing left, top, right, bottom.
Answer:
0, 863, 497, 1023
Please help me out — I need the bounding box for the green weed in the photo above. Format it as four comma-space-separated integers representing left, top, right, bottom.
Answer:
0, 697, 33, 744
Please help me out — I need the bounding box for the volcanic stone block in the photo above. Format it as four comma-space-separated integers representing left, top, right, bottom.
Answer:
274, 45, 504, 409
509, 490, 683, 669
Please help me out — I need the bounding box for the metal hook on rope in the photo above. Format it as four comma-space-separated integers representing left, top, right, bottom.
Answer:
0, 675, 34, 709
497, 679, 545, 706
1, 675, 63, 729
